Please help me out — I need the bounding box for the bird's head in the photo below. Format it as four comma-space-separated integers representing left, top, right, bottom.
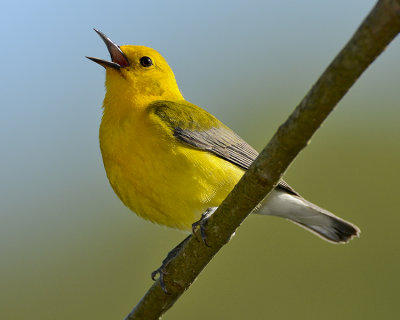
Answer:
87, 29, 183, 107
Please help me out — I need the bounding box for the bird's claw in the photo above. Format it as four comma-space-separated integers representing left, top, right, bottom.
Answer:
151, 208, 217, 293
151, 235, 191, 294
151, 266, 170, 294
192, 207, 218, 247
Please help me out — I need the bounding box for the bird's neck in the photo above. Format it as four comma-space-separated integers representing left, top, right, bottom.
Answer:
103, 78, 183, 114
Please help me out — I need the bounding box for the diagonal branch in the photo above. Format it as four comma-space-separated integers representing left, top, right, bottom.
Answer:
125, 1, 400, 319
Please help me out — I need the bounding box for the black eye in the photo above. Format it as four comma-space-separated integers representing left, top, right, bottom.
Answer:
140, 56, 153, 67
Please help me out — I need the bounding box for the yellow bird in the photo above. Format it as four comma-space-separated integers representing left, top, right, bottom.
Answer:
88, 30, 359, 243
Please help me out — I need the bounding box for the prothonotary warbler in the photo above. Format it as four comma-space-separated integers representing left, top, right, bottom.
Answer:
87, 29, 359, 244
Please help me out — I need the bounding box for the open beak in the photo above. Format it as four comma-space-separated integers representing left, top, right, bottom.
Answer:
86, 29, 129, 69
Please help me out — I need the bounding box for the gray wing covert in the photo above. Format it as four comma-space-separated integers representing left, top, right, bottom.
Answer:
150, 100, 300, 196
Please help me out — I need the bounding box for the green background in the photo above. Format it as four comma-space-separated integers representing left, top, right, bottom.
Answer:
1, 1, 399, 319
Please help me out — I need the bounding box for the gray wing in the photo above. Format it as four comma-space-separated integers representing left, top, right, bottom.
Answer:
150, 100, 299, 196
174, 126, 258, 171
174, 124, 299, 196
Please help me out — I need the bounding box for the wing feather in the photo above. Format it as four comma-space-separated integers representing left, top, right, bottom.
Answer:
149, 100, 299, 196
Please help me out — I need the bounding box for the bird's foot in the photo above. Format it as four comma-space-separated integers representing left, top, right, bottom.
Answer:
151, 266, 169, 294
191, 207, 218, 247
151, 235, 191, 294
151, 207, 218, 293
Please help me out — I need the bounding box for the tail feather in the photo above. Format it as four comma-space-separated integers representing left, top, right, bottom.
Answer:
254, 189, 360, 243
292, 216, 359, 243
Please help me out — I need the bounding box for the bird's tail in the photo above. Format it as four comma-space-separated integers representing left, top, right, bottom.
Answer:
254, 189, 360, 243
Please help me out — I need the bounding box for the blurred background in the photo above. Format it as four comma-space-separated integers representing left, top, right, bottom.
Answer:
1, 0, 399, 319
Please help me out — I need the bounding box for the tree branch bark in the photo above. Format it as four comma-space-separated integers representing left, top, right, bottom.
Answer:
125, 1, 400, 319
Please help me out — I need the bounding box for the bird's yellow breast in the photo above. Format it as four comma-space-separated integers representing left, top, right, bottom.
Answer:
99, 106, 244, 230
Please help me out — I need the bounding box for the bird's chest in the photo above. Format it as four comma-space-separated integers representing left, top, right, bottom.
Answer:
100, 113, 173, 201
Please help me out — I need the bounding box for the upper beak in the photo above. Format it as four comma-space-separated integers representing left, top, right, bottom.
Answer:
86, 29, 129, 69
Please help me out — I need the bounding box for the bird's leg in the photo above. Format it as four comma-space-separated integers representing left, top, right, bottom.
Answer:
151, 207, 218, 293
151, 234, 191, 294
191, 207, 218, 247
